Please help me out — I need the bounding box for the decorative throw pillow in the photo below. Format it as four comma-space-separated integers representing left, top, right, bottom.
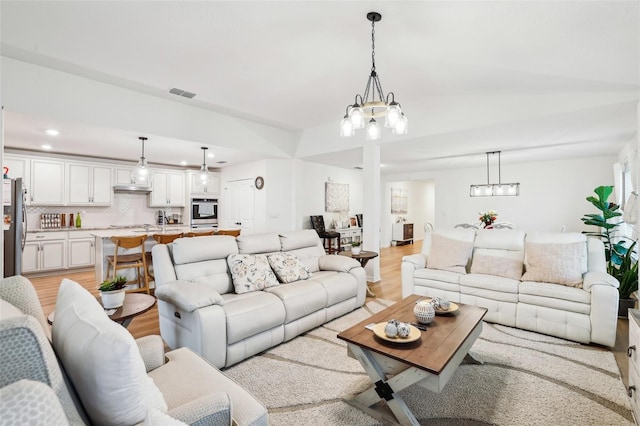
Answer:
227, 254, 279, 294
426, 234, 473, 274
470, 254, 524, 280
521, 241, 585, 287
267, 252, 312, 283
51, 279, 167, 426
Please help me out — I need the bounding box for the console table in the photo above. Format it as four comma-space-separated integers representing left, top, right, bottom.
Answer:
332, 227, 362, 250
392, 222, 414, 245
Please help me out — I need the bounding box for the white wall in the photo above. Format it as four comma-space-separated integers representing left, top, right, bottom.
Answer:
293, 160, 363, 231
381, 180, 435, 247
385, 155, 617, 235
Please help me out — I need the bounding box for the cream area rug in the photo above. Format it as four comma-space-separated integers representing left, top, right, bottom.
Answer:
224, 299, 633, 425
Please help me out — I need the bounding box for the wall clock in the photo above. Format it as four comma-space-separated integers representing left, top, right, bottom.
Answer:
255, 176, 264, 190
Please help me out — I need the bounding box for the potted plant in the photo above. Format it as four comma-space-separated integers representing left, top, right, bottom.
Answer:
351, 241, 362, 255
581, 185, 638, 317
98, 275, 128, 309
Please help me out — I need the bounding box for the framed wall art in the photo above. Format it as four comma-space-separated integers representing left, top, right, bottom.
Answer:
391, 187, 408, 214
325, 182, 349, 212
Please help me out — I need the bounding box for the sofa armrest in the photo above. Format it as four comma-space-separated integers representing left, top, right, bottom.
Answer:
402, 253, 427, 269
318, 255, 361, 272
135, 335, 165, 373
582, 271, 619, 292
168, 393, 231, 426
0, 380, 70, 426
155, 281, 224, 313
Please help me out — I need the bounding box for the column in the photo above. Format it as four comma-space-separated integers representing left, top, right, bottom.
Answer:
362, 144, 381, 282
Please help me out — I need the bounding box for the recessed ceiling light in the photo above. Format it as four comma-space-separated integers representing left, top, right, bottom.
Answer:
180, 160, 188, 166
41, 144, 52, 150
45, 129, 59, 136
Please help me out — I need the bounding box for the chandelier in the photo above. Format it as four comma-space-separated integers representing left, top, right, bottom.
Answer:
131, 136, 150, 184
340, 12, 407, 140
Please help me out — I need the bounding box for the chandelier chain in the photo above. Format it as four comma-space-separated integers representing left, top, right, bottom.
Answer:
370, 19, 376, 73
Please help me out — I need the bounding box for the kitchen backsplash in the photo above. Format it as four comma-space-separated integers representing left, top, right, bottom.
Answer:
26, 193, 184, 230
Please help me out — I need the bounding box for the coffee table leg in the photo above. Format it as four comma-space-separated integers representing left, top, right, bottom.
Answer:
348, 344, 424, 426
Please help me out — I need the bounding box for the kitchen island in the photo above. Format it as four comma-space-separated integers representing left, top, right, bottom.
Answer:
92, 225, 215, 286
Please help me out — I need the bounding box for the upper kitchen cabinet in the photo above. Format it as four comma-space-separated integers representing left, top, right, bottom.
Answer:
66, 163, 113, 206
149, 170, 185, 207
31, 159, 65, 205
190, 171, 220, 197
115, 167, 135, 185
3, 154, 31, 205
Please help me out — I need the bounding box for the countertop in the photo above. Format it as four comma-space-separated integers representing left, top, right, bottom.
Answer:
27, 224, 192, 234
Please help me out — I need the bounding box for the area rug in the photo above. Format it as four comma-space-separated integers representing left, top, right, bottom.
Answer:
224, 299, 633, 425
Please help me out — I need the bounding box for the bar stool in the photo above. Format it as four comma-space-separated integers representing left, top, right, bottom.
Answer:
145, 232, 184, 283
217, 229, 241, 237
106, 235, 150, 294
186, 230, 216, 237
310, 215, 341, 254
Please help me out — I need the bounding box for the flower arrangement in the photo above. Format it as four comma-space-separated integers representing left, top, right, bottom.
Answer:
479, 210, 498, 227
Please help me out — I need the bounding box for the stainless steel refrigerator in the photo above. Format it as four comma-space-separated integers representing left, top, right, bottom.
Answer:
3, 178, 26, 277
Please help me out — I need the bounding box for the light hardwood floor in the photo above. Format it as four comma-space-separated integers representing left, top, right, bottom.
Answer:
27, 241, 630, 387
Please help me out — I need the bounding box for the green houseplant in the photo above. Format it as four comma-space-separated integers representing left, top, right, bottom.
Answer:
351, 240, 362, 254
581, 185, 638, 315
98, 276, 128, 309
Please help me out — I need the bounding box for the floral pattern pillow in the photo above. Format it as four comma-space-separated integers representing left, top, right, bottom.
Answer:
267, 253, 312, 284
227, 254, 279, 294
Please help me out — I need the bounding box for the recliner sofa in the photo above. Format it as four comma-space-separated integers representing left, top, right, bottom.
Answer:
401, 229, 619, 346
152, 229, 367, 368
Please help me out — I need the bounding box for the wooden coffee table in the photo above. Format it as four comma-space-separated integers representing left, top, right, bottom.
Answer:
337, 294, 487, 425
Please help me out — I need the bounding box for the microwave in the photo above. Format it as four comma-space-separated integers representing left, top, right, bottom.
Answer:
191, 198, 218, 227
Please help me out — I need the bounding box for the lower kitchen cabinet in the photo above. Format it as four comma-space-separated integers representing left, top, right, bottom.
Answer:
68, 231, 96, 268
23, 232, 67, 273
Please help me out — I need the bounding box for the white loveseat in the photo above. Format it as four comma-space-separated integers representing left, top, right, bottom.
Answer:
152, 230, 367, 368
401, 229, 619, 346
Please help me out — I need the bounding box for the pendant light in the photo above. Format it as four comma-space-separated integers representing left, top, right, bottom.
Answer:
199, 146, 209, 183
470, 151, 520, 197
340, 12, 408, 139
131, 136, 150, 184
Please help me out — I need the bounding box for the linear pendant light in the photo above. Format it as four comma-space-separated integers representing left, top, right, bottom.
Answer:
470, 151, 520, 197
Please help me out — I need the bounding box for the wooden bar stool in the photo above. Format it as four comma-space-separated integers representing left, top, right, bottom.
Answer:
145, 233, 184, 283
106, 234, 150, 294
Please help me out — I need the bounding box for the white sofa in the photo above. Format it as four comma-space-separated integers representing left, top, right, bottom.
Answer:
401, 229, 619, 346
0, 275, 268, 426
152, 229, 367, 368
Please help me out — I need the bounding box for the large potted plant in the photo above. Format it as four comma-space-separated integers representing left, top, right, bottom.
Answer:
98, 276, 128, 309
581, 185, 638, 317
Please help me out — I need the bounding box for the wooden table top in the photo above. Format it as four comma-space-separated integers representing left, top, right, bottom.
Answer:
48, 293, 156, 325
337, 294, 487, 375
338, 250, 379, 260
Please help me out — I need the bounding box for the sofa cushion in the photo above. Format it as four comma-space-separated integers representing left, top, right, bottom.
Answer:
415, 267, 464, 284
460, 273, 520, 295
470, 254, 523, 280
171, 236, 238, 265
227, 254, 279, 294
522, 241, 585, 287
264, 280, 327, 323
267, 253, 312, 283
525, 232, 588, 274
307, 270, 359, 306
426, 234, 473, 274
221, 292, 286, 344
236, 233, 281, 254
52, 279, 167, 426
279, 230, 321, 251
519, 280, 591, 305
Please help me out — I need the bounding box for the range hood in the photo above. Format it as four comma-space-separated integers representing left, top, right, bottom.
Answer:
113, 184, 152, 194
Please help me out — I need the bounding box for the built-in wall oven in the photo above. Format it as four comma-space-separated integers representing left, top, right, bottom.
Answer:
191, 198, 218, 228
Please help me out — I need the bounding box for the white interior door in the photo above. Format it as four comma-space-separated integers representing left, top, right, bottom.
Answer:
226, 179, 254, 234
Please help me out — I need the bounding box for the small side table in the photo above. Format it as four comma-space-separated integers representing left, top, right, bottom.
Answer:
339, 250, 379, 298
48, 293, 156, 328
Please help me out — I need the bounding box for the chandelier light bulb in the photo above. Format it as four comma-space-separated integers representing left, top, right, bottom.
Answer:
393, 114, 408, 135
366, 118, 381, 140
385, 103, 401, 128
340, 116, 354, 137
349, 106, 365, 129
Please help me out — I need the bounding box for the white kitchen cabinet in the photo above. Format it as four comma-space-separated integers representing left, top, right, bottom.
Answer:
67, 163, 113, 205
68, 231, 95, 268
150, 170, 185, 207
30, 159, 65, 205
115, 167, 135, 185
24, 231, 67, 273
3, 154, 31, 205
190, 172, 220, 197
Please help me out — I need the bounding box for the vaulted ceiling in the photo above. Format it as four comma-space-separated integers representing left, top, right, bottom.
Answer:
1, 1, 638, 175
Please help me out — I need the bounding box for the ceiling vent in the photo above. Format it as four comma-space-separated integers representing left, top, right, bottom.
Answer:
216, 161, 228, 164
169, 88, 196, 99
